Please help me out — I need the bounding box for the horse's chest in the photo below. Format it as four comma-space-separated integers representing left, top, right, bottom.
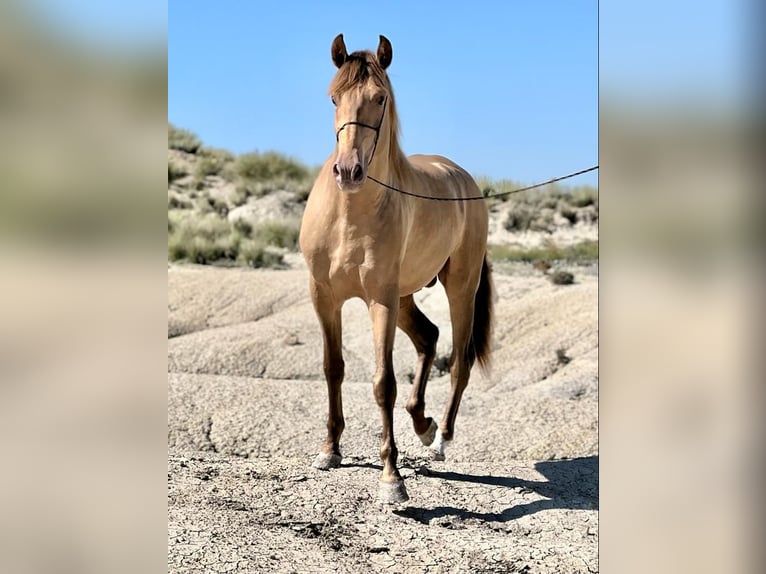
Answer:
329, 240, 365, 281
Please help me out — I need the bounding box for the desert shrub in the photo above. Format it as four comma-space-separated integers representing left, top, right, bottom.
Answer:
558, 204, 578, 225
200, 147, 235, 163
168, 124, 202, 154
253, 220, 300, 250
167, 192, 192, 210
194, 195, 214, 214
233, 177, 312, 200
166, 212, 288, 268
237, 240, 285, 268
205, 194, 229, 216
168, 209, 189, 233
195, 147, 236, 183
539, 187, 567, 209
232, 218, 253, 237
231, 183, 252, 207
570, 186, 598, 208
549, 270, 575, 285
167, 213, 237, 264
475, 176, 525, 203
529, 209, 555, 233
195, 156, 225, 179
488, 239, 598, 265
567, 240, 599, 261
235, 180, 278, 200
168, 162, 188, 183
578, 204, 599, 225
504, 204, 536, 232
235, 151, 310, 182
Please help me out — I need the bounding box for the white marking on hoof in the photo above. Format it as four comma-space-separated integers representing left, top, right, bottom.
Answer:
429, 432, 451, 461
378, 480, 409, 504
417, 419, 438, 447
312, 452, 342, 470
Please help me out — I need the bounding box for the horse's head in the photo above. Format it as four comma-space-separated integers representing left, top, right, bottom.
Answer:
328, 34, 393, 192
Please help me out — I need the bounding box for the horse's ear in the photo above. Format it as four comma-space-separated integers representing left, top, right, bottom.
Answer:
377, 35, 392, 70
331, 34, 347, 68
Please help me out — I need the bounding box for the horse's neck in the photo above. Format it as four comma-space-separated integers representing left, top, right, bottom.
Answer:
368, 133, 409, 189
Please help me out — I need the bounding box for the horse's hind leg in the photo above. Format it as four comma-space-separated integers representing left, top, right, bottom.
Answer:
309, 280, 345, 470
398, 295, 439, 446
431, 264, 481, 461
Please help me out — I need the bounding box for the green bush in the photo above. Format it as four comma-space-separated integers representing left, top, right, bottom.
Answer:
570, 186, 598, 208
235, 151, 309, 182
488, 240, 598, 264
237, 240, 285, 268
168, 213, 236, 264
253, 221, 300, 250
168, 162, 188, 183
168, 124, 202, 154
200, 147, 235, 163
504, 205, 536, 232
195, 156, 226, 179
549, 270, 575, 285
167, 212, 288, 268
475, 176, 524, 202
167, 193, 192, 210
558, 204, 578, 225
232, 218, 253, 237
195, 147, 236, 182
204, 194, 229, 216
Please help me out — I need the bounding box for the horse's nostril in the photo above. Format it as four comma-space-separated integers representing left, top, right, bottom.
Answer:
332, 163, 340, 177
352, 164, 363, 181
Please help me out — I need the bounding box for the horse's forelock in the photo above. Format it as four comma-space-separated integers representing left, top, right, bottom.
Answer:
329, 51, 388, 96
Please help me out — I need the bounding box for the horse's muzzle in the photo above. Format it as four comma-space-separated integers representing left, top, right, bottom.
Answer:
333, 159, 366, 191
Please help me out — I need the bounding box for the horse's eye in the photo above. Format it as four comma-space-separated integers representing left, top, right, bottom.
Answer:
377, 95, 385, 105
331, 96, 337, 106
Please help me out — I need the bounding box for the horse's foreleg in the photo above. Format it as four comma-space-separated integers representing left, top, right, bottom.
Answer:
310, 281, 345, 470
398, 295, 439, 446
369, 290, 409, 504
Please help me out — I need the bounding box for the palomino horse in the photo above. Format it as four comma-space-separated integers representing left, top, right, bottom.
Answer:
299, 34, 493, 504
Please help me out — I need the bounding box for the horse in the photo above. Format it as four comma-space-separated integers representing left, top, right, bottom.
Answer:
299, 34, 493, 504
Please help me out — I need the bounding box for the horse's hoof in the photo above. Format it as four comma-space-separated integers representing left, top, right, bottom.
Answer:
378, 480, 409, 504
428, 432, 450, 462
417, 419, 438, 447
312, 452, 342, 470
429, 449, 446, 462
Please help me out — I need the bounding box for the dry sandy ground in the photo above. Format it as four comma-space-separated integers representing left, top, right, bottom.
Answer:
168, 265, 598, 573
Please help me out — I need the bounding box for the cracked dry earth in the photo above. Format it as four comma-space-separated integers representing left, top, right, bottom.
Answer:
168, 265, 598, 573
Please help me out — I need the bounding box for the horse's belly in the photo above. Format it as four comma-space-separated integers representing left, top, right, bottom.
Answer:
398, 247, 451, 296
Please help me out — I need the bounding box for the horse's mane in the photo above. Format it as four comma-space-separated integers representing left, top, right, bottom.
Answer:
328, 50, 408, 183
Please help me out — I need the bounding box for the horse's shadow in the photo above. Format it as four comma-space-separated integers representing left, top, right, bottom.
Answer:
388, 455, 598, 525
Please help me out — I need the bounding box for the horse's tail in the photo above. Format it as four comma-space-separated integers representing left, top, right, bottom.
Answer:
472, 255, 494, 375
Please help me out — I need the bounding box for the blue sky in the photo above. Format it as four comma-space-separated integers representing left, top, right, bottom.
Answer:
169, 1, 598, 186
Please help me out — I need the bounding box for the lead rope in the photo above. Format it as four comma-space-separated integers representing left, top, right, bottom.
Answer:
368, 165, 598, 202
336, 99, 597, 201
